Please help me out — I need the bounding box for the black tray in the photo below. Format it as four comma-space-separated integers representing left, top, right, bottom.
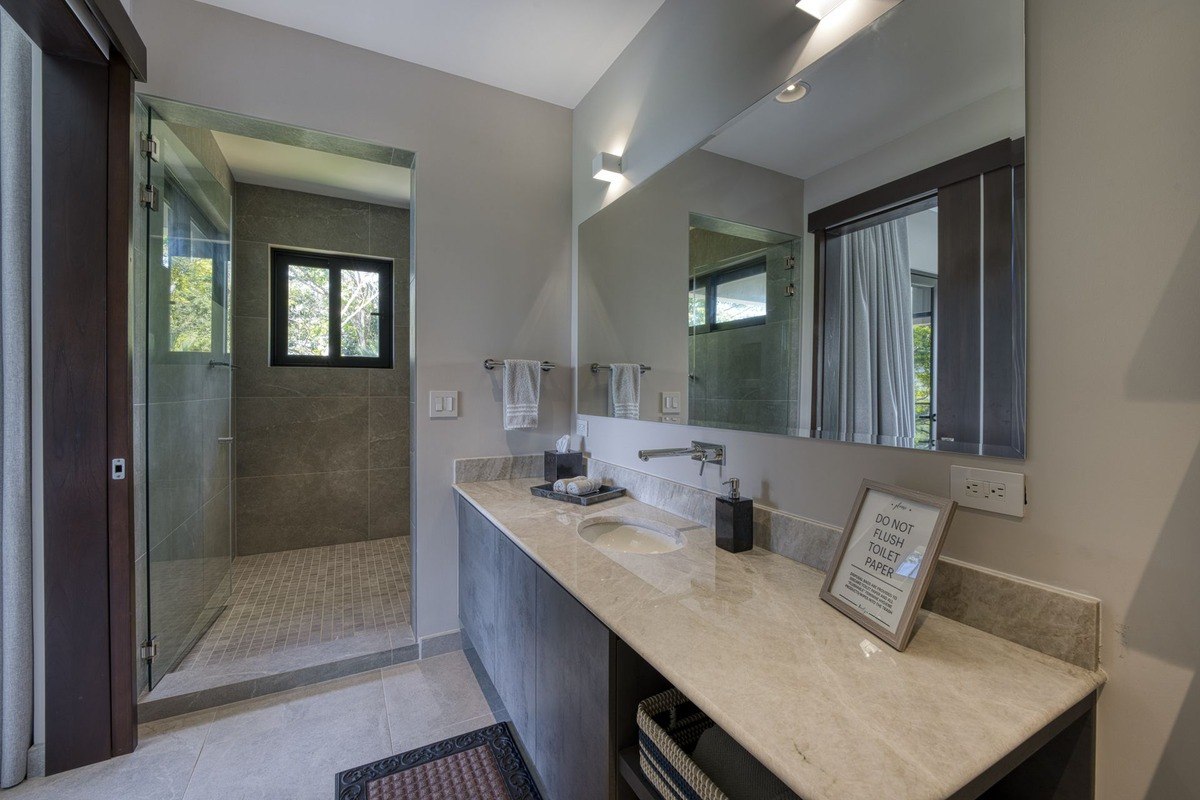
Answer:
530, 483, 626, 506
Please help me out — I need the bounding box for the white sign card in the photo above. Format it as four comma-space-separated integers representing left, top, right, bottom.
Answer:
820, 481, 957, 651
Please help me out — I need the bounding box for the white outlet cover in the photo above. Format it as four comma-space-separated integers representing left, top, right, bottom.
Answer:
576, 418, 589, 437
950, 465, 1025, 517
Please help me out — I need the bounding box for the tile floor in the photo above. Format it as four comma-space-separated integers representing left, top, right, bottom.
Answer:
142, 538, 414, 714
182, 537, 412, 671
11, 651, 495, 800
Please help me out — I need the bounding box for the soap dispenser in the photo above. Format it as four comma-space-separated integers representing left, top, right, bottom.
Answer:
716, 478, 753, 553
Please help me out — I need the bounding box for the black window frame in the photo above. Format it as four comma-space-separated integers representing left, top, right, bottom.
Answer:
689, 256, 769, 334
270, 247, 394, 368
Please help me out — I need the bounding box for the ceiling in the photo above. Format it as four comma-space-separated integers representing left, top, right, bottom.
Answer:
194, 0, 667, 108
212, 131, 412, 207
704, 0, 1024, 180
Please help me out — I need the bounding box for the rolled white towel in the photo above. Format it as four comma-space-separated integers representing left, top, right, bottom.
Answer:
553, 476, 588, 493
566, 478, 601, 496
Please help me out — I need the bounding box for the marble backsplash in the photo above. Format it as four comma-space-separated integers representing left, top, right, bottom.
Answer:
454, 454, 1100, 670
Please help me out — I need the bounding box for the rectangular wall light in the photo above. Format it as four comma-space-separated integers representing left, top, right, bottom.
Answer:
592, 152, 623, 182
795, 0, 850, 19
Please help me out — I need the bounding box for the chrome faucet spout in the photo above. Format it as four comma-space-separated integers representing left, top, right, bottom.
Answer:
635, 441, 726, 474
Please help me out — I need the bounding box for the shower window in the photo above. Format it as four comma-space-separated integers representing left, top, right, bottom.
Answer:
689, 257, 768, 333
158, 176, 230, 358
270, 247, 394, 368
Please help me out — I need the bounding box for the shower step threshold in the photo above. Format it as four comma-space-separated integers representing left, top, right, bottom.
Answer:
137, 627, 417, 723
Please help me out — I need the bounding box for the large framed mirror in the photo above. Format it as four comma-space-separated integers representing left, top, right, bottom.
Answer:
578, 0, 1026, 458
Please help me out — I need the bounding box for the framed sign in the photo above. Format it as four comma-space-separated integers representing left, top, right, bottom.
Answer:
820, 480, 957, 651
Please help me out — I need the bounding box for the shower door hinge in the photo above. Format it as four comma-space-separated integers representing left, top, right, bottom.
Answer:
139, 184, 159, 211
785, 255, 796, 270
140, 133, 160, 162
140, 637, 159, 663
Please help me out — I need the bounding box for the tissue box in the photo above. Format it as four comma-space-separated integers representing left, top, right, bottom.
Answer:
544, 451, 584, 483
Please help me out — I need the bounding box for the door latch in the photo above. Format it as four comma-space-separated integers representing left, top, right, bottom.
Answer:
111, 458, 126, 481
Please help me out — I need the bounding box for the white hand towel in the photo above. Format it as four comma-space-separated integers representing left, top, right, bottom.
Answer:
503, 359, 542, 431
566, 478, 601, 496
610, 363, 641, 419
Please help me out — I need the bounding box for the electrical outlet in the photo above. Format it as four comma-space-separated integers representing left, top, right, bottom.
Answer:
576, 418, 589, 437
950, 466, 1025, 517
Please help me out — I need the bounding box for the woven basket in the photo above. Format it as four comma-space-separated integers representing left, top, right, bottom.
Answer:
637, 689, 729, 800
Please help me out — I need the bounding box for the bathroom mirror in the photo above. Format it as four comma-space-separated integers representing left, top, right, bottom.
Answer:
578, 0, 1027, 458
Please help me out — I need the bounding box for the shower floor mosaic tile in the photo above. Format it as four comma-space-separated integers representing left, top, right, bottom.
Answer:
139, 537, 414, 720
180, 537, 412, 669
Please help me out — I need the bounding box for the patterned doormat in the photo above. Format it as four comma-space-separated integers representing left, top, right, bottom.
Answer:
335, 722, 543, 800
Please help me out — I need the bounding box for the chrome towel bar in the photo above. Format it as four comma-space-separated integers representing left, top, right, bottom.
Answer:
590, 362, 651, 374
484, 359, 556, 371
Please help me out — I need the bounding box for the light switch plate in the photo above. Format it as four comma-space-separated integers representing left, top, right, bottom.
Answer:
950, 465, 1025, 517
661, 392, 681, 415
429, 390, 458, 418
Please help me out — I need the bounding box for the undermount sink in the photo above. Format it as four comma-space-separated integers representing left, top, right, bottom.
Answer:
576, 516, 684, 555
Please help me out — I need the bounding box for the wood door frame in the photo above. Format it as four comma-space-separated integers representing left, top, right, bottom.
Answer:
1, 0, 145, 773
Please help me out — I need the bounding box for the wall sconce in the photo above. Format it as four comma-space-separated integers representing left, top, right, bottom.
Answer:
592, 152, 623, 182
795, 0, 849, 19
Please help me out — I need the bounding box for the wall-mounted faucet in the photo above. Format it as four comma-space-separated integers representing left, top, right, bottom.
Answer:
637, 441, 726, 475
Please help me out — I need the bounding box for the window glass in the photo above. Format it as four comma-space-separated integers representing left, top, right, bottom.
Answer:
286, 264, 331, 356
340, 269, 381, 357
688, 285, 707, 328
713, 270, 767, 324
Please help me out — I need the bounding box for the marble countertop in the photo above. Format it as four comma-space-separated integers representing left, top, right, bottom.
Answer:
453, 479, 1105, 800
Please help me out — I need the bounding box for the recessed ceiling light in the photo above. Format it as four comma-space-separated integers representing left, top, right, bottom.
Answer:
775, 81, 810, 104
795, 0, 850, 20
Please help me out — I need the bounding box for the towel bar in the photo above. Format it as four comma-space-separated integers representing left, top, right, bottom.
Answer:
590, 362, 651, 374
484, 359, 556, 371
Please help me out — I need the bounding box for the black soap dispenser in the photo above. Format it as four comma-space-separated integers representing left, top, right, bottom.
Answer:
716, 478, 753, 553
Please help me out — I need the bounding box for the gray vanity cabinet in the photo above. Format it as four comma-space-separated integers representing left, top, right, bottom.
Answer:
457, 496, 498, 675
457, 494, 666, 800
494, 531, 539, 757
534, 567, 613, 800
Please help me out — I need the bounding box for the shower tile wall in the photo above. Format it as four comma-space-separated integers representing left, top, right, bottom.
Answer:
232, 184, 410, 555
688, 228, 801, 435
133, 103, 237, 696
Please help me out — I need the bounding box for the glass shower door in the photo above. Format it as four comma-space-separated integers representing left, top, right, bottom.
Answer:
143, 107, 234, 688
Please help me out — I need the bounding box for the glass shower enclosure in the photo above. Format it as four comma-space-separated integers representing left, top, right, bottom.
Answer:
142, 106, 234, 688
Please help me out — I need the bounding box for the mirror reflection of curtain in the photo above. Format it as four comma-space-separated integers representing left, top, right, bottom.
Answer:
834, 219, 916, 442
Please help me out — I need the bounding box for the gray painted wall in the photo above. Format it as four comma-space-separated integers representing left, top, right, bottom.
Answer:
231, 183, 410, 555
573, 1, 1200, 797
132, 0, 573, 639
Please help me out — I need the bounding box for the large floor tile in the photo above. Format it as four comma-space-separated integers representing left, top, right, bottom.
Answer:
380, 651, 492, 745
183, 672, 392, 800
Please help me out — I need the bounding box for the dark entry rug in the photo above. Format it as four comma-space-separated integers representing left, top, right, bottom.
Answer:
335, 722, 543, 800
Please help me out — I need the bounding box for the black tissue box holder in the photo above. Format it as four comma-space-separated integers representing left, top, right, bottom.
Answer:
544, 450, 585, 483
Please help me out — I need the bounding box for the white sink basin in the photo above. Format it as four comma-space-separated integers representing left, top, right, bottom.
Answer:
576, 516, 684, 554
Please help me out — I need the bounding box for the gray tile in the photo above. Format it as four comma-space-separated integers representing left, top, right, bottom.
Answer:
183, 673, 392, 800
418, 630, 463, 659
235, 396, 369, 477
235, 183, 370, 255
368, 205, 409, 262
368, 468, 410, 539
234, 316, 369, 398
367, 361, 409, 398
368, 396, 408, 470
381, 651, 493, 746
232, 240, 269, 318
235, 472, 370, 554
